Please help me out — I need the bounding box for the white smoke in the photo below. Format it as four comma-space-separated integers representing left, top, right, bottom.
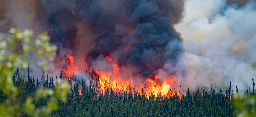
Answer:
174, 0, 256, 91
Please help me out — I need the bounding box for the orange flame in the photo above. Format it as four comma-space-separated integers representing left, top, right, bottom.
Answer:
79, 86, 83, 95
95, 56, 130, 94
60, 54, 180, 99
94, 55, 179, 98
106, 55, 113, 61
144, 75, 177, 98
90, 67, 92, 74
63, 54, 79, 79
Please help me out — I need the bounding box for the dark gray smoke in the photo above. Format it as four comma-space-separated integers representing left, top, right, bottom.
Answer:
41, 0, 184, 78
1, 0, 256, 91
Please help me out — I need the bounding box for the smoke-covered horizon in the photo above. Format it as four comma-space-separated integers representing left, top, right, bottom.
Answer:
174, 0, 256, 91
0, 0, 256, 92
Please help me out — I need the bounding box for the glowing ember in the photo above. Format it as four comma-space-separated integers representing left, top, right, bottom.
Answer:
105, 55, 113, 61
58, 58, 60, 64
79, 86, 83, 95
90, 67, 92, 74
64, 54, 79, 78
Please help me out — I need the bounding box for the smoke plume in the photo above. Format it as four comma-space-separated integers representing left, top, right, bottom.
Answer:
175, 0, 256, 91
41, 0, 184, 79
1, 0, 256, 92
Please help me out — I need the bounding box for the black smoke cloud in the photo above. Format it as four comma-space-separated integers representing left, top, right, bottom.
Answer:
1, 0, 255, 90
41, 0, 184, 78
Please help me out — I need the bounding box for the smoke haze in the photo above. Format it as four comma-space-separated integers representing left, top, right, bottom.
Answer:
40, 0, 185, 79
175, 0, 256, 91
0, 0, 256, 91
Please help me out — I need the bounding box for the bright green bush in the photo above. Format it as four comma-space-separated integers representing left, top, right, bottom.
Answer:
0, 28, 70, 117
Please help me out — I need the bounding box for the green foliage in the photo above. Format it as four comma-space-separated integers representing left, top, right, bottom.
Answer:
234, 63, 256, 116
24, 79, 70, 117
0, 28, 70, 117
253, 62, 256, 70
49, 78, 235, 117
234, 93, 256, 117
1, 27, 254, 116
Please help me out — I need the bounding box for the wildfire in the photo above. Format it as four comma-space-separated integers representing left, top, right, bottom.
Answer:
63, 54, 79, 79
79, 86, 83, 95
145, 76, 176, 98
95, 56, 130, 94
59, 54, 180, 99
95, 55, 179, 98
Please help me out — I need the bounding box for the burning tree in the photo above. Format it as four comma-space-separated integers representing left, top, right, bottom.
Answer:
58, 54, 180, 99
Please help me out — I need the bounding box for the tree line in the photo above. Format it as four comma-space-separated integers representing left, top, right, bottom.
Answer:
3, 67, 256, 117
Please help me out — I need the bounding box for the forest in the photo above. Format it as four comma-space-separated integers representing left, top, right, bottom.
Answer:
2, 68, 252, 117
1, 0, 256, 116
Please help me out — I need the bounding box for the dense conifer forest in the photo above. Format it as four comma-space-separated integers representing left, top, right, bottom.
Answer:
3, 68, 255, 117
